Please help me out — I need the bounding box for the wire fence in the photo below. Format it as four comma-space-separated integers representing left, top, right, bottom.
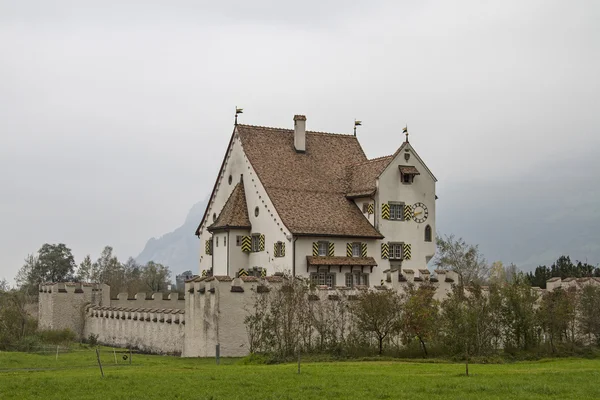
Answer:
0, 345, 145, 374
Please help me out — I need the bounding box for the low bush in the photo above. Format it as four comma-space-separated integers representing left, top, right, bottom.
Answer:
37, 328, 76, 345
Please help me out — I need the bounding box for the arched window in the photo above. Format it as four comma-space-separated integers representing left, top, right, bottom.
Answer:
424, 225, 432, 242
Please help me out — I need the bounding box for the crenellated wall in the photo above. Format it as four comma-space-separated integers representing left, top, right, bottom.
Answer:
84, 306, 185, 355
110, 292, 185, 310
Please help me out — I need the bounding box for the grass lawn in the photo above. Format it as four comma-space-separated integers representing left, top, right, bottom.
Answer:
1, 348, 599, 399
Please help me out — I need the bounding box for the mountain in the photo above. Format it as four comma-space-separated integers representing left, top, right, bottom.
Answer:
136, 199, 207, 274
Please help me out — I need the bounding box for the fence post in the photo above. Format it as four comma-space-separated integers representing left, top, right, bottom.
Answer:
129, 347, 132, 365
215, 344, 220, 365
113, 348, 117, 364
95, 348, 104, 378
56, 345, 59, 361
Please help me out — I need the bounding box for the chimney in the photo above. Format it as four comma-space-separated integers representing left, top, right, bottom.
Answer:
293, 115, 306, 153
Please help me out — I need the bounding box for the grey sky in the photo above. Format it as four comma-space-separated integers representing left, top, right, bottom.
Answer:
1, 0, 599, 281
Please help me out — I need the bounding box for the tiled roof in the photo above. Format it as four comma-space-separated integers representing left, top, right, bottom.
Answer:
237, 124, 383, 238
207, 181, 251, 232
399, 165, 420, 175
306, 256, 378, 267
346, 156, 393, 198
419, 269, 430, 274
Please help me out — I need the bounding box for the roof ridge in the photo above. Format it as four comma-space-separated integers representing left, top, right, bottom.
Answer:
237, 123, 355, 137
351, 155, 394, 166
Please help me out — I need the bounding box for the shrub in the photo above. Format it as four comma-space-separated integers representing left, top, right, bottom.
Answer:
38, 328, 77, 345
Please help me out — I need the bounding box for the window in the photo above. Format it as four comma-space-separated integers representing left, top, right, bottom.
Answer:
216, 236, 219, 247
213, 213, 217, 222
345, 272, 369, 287
318, 242, 328, 256
248, 267, 264, 277
310, 271, 336, 287
236, 236, 242, 246
254, 206, 259, 217
224, 236, 226, 246
362, 203, 369, 213
390, 243, 403, 260
274, 242, 284, 257
352, 243, 361, 257
425, 225, 432, 242
389, 203, 404, 220
251, 234, 260, 252
401, 173, 414, 184
228, 175, 232, 185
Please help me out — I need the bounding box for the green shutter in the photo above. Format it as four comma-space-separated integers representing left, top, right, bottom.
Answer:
403, 204, 413, 221
361, 242, 368, 257
327, 242, 335, 257
381, 243, 389, 259
241, 236, 252, 252
402, 243, 412, 260
346, 243, 352, 257
259, 234, 265, 251
381, 203, 390, 219
312, 242, 319, 256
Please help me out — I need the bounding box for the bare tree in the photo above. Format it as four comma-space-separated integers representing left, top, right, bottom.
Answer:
434, 234, 490, 287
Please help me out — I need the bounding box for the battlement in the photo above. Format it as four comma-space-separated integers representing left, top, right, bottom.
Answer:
111, 292, 185, 310
39, 282, 105, 294
546, 276, 600, 292
88, 306, 185, 325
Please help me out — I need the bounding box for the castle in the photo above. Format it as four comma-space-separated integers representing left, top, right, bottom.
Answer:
38, 115, 599, 356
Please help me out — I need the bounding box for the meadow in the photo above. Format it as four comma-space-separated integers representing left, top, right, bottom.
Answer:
1, 348, 599, 399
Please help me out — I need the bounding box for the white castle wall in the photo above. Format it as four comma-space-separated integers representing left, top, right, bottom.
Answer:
110, 292, 185, 310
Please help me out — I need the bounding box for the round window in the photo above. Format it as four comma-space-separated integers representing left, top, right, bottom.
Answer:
228, 175, 232, 185
255, 207, 259, 217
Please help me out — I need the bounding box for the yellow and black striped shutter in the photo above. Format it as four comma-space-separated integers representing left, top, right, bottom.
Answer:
381, 203, 390, 219
346, 243, 353, 257
261, 268, 267, 278
403, 205, 413, 221
259, 234, 265, 251
361, 242, 368, 257
205, 240, 210, 255
381, 243, 389, 259
402, 243, 412, 260
201, 270, 207, 277
238, 268, 248, 277
327, 242, 335, 257
312, 242, 319, 256
241, 235, 252, 252
367, 203, 374, 215
281, 242, 285, 257
273, 242, 278, 256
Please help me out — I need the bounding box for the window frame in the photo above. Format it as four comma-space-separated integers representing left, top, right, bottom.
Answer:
389, 242, 403, 260
389, 202, 405, 221
352, 242, 361, 258
425, 225, 432, 242
251, 234, 261, 252
236, 235, 242, 246
318, 241, 329, 257
310, 271, 336, 288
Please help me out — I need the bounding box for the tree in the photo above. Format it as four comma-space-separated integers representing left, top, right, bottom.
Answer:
402, 283, 439, 357
500, 275, 540, 351
578, 285, 600, 345
538, 287, 577, 352
76, 255, 93, 282
0, 279, 9, 292
141, 261, 171, 292
434, 234, 489, 287
352, 289, 402, 355
94, 246, 124, 297
15, 244, 76, 294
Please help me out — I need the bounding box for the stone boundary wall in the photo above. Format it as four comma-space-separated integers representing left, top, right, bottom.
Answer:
110, 292, 185, 310
85, 306, 185, 355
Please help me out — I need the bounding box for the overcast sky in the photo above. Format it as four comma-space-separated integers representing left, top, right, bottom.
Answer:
1, 0, 599, 282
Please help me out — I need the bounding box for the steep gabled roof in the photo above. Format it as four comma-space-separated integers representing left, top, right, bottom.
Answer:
346, 156, 394, 198
236, 124, 383, 238
207, 181, 251, 232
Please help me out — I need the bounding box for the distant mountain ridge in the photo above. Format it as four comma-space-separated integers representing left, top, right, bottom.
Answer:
135, 200, 206, 274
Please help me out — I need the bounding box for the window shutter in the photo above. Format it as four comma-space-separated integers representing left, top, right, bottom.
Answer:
402, 243, 412, 260
205, 240, 211, 255
346, 243, 352, 257
381, 203, 390, 219
261, 268, 267, 278
327, 242, 335, 257
312, 242, 319, 256
361, 242, 367, 257
381, 243, 389, 259
281, 242, 285, 257
273, 243, 278, 257
238, 268, 248, 277
367, 203, 374, 215
259, 234, 265, 251
403, 204, 413, 221
241, 236, 252, 252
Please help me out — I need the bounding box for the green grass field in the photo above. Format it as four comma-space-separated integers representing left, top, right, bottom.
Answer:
1, 348, 599, 399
